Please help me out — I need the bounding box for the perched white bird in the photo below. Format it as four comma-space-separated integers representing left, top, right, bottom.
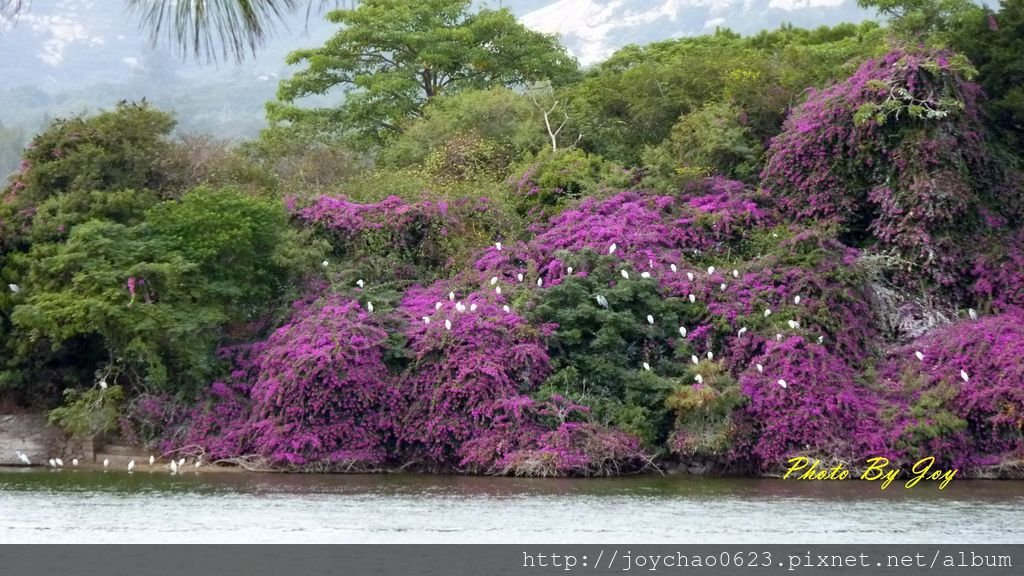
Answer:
960, 370, 970, 382
691, 355, 700, 365
536, 277, 543, 287
55, 458, 63, 467
694, 374, 704, 384
490, 276, 498, 285
620, 270, 629, 279
170, 460, 178, 474
756, 363, 764, 373
738, 327, 748, 337
732, 269, 740, 279
72, 458, 79, 467
764, 309, 772, 318
16, 451, 30, 466
686, 272, 695, 282
366, 301, 374, 313
670, 264, 678, 273
422, 316, 431, 325
707, 266, 715, 275
642, 362, 651, 371
321, 260, 329, 267
445, 319, 452, 331
495, 241, 502, 251
788, 320, 800, 329
49, 458, 56, 468
356, 279, 364, 288
103, 458, 109, 468
646, 315, 654, 325
641, 271, 651, 279
649, 259, 654, 269
595, 294, 609, 308
502, 305, 511, 313
194, 458, 201, 469
969, 308, 978, 320
495, 286, 502, 295
720, 283, 727, 291
608, 243, 617, 254
706, 351, 713, 360
778, 379, 788, 389
455, 301, 466, 312
449, 291, 456, 301
127, 460, 135, 472
776, 333, 783, 341
470, 303, 477, 312
178, 458, 185, 467
99, 379, 108, 390
915, 350, 925, 361
679, 326, 687, 337
817, 336, 825, 344
149, 455, 155, 466
794, 295, 802, 305
8, 283, 19, 293
567, 267, 574, 275
517, 273, 524, 282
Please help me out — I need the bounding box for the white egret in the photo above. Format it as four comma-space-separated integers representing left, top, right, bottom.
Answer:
756, 363, 764, 373
455, 301, 465, 312
445, 319, 452, 331
8, 283, 19, 293
686, 272, 694, 282
691, 355, 699, 365
366, 301, 374, 313
435, 302, 443, 310
502, 305, 511, 313
794, 295, 802, 305
620, 270, 629, 279
449, 291, 456, 301
646, 314, 654, 325
356, 279, 364, 288
969, 308, 978, 320
732, 269, 740, 279
707, 266, 715, 275
649, 259, 654, 269
517, 273, 524, 282
688, 294, 696, 303
720, 283, 727, 291
567, 266, 574, 275
817, 335, 825, 344
694, 374, 704, 384
55, 458, 63, 467
422, 316, 431, 325
178, 458, 185, 467
536, 277, 543, 287
490, 276, 498, 285
127, 460, 135, 472
960, 370, 970, 382
915, 350, 924, 361
707, 351, 713, 360
776, 333, 783, 341
495, 286, 502, 295
778, 379, 788, 389
738, 327, 748, 337
103, 458, 109, 468
670, 264, 678, 273
678, 326, 687, 337
18, 452, 31, 466
643, 362, 651, 371
194, 458, 202, 469
321, 260, 329, 267
470, 303, 477, 312
495, 241, 502, 251
608, 243, 617, 254
149, 455, 155, 466
72, 458, 79, 467
641, 271, 651, 279
764, 308, 772, 318
49, 458, 56, 468
595, 294, 609, 308
788, 320, 800, 329
170, 460, 178, 474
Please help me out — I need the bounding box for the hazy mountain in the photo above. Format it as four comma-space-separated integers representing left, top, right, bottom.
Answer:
0, 0, 877, 169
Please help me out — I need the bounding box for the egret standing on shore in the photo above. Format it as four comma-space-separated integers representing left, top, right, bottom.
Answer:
16, 451, 30, 466
127, 459, 135, 472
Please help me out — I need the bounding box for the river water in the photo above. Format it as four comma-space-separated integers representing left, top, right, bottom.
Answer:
0, 468, 1021, 543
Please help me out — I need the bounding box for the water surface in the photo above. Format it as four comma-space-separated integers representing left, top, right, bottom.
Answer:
1, 468, 1021, 543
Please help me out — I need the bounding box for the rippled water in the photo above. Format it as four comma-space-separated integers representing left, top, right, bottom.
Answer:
1, 468, 1021, 543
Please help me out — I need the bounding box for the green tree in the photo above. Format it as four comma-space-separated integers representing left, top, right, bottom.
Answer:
268, 0, 578, 145
857, 0, 982, 39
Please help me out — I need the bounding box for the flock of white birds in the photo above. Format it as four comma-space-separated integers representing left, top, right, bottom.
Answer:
11, 450, 202, 473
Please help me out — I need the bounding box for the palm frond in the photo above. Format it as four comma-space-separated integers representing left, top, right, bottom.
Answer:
126, 0, 309, 62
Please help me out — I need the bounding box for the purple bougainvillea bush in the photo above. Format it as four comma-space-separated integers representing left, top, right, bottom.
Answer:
176, 296, 399, 471
878, 312, 1024, 474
